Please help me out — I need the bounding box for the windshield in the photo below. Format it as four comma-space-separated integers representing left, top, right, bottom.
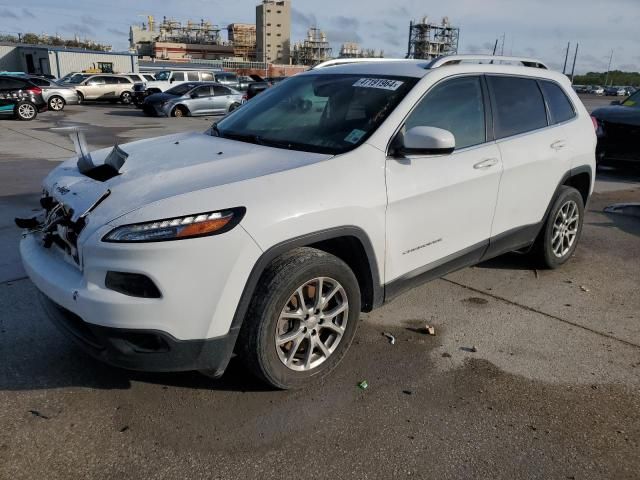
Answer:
215, 73, 418, 154
622, 90, 639, 107
166, 83, 200, 96
155, 71, 171, 81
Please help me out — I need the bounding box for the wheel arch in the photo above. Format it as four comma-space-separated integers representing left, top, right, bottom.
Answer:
172, 103, 190, 116
230, 227, 383, 332
562, 166, 592, 206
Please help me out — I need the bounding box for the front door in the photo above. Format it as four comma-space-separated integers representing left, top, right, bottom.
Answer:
212, 85, 232, 114
385, 75, 502, 286
188, 85, 214, 115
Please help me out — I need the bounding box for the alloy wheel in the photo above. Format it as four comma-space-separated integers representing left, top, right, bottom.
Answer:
18, 103, 36, 119
275, 277, 349, 371
49, 97, 64, 111
551, 200, 579, 258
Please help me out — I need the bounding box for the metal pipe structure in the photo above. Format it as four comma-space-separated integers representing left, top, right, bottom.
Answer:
570, 43, 579, 84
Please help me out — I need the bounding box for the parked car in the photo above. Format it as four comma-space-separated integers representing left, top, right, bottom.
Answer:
592, 86, 605, 96
0, 75, 47, 120
243, 81, 270, 102
75, 75, 134, 104
124, 73, 155, 83
18, 55, 596, 388
27, 76, 79, 111
592, 89, 640, 166
58, 73, 91, 85
604, 86, 618, 96
142, 82, 242, 117
573, 85, 587, 94
132, 70, 224, 105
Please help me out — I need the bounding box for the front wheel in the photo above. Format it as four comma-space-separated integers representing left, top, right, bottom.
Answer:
15, 101, 37, 121
532, 186, 584, 269
228, 102, 241, 113
237, 247, 361, 389
48, 96, 65, 111
76, 92, 84, 104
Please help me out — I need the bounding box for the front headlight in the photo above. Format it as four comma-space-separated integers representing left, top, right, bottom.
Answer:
102, 207, 246, 243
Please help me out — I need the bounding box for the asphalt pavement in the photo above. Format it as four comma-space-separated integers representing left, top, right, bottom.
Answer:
0, 98, 639, 479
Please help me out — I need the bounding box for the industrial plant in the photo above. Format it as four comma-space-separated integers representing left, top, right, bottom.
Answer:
406, 16, 460, 59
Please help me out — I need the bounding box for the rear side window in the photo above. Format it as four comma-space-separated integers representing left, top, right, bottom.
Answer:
29, 78, 50, 87
116, 77, 132, 84
488, 76, 548, 139
214, 86, 231, 96
0, 78, 28, 89
201, 72, 214, 81
405, 75, 486, 149
186, 72, 199, 81
539, 81, 575, 124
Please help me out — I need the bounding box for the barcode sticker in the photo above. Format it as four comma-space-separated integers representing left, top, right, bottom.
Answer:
353, 78, 404, 91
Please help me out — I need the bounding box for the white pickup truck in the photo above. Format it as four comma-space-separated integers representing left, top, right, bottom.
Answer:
132, 70, 240, 105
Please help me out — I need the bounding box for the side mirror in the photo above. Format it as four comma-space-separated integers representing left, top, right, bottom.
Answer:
170, 78, 175, 83
610, 100, 621, 106
190, 92, 199, 99
394, 126, 455, 156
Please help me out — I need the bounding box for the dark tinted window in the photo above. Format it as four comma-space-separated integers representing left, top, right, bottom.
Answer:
0, 77, 28, 89
540, 81, 575, 124
405, 76, 486, 149
186, 72, 199, 81
29, 78, 50, 87
172, 72, 186, 82
214, 85, 231, 96
488, 76, 548, 138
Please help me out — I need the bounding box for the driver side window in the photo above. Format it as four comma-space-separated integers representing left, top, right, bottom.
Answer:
405, 76, 486, 150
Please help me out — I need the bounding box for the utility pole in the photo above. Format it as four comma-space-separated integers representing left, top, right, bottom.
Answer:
604, 49, 614, 86
570, 43, 579, 84
492, 38, 498, 55
500, 33, 505, 56
562, 41, 570, 75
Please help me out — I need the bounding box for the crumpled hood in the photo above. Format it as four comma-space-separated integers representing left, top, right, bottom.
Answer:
44, 131, 331, 229
592, 106, 640, 127
144, 92, 177, 104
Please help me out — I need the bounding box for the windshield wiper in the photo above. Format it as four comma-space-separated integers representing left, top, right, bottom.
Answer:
211, 123, 221, 137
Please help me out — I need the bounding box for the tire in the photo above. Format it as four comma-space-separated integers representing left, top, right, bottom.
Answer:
172, 106, 187, 117
120, 91, 132, 105
48, 96, 65, 111
15, 101, 37, 121
77, 92, 84, 104
237, 247, 361, 389
228, 102, 240, 113
532, 186, 584, 269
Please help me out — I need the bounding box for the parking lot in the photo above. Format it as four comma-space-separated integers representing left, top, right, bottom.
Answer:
1, 95, 639, 479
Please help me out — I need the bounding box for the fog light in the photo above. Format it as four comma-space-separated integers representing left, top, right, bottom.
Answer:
105, 271, 162, 298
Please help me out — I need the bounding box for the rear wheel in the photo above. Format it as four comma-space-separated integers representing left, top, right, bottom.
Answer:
120, 91, 132, 105
532, 186, 584, 269
237, 247, 361, 389
48, 96, 65, 111
15, 101, 37, 121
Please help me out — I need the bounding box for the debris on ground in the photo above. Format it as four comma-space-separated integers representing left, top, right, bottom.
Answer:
402, 390, 413, 395
534, 269, 539, 279
441, 352, 452, 358
28, 410, 49, 420
461, 346, 478, 353
580, 285, 590, 292
463, 297, 489, 305
357, 380, 369, 390
382, 332, 396, 345
119, 426, 130, 433
425, 325, 436, 336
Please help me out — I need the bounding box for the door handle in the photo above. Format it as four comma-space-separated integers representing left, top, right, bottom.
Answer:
473, 158, 499, 170
551, 140, 566, 150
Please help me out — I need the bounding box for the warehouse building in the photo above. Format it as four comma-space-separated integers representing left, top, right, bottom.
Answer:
0, 43, 138, 78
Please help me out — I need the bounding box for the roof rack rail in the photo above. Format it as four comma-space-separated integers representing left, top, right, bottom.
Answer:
426, 55, 549, 70
311, 58, 413, 70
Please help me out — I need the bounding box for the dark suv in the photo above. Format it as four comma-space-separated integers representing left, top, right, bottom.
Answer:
0, 76, 47, 120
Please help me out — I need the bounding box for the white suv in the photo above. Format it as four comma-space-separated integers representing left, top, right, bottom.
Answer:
19, 56, 596, 389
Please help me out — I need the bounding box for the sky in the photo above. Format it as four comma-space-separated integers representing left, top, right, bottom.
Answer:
0, 0, 638, 74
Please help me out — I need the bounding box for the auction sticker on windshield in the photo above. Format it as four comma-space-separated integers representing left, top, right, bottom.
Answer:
353, 78, 404, 91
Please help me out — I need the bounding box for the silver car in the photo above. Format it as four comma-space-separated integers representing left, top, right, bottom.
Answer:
142, 82, 243, 117
28, 76, 79, 111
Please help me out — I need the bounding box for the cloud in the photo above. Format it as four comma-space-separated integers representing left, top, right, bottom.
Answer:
1, 8, 18, 19
59, 23, 93, 36
22, 8, 35, 19
81, 15, 104, 27
107, 28, 127, 37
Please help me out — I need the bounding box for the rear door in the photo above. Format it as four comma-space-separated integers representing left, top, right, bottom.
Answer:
385, 75, 503, 285
213, 85, 233, 113
487, 75, 572, 239
82, 76, 106, 99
